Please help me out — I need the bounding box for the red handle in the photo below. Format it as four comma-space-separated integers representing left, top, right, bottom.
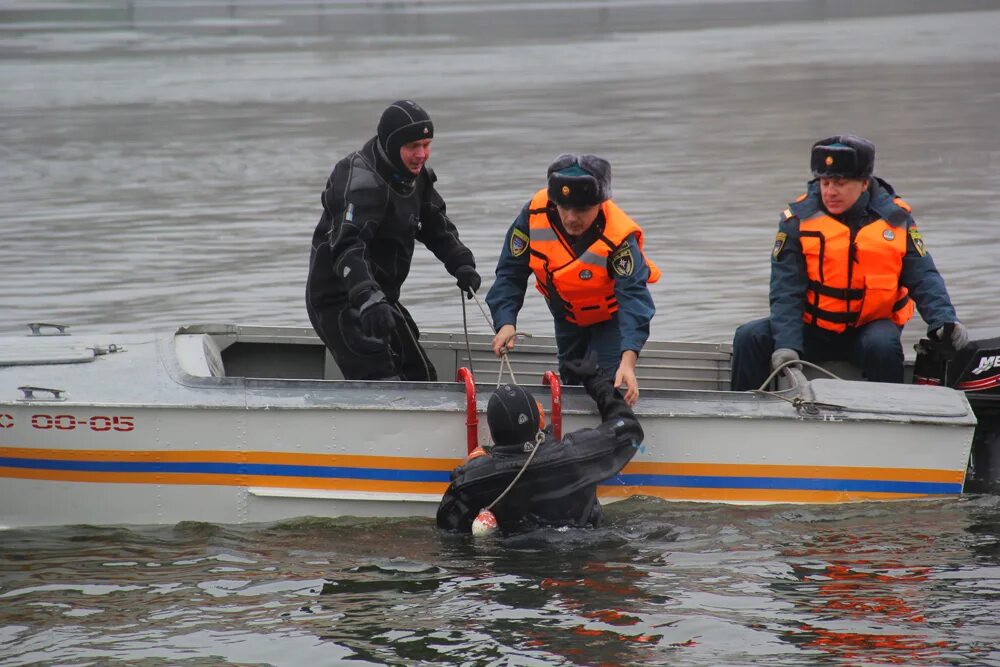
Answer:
542, 370, 562, 440
456, 367, 478, 454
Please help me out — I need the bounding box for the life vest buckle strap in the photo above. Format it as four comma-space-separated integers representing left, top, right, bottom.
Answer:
807, 280, 864, 301
804, 302, 859, 324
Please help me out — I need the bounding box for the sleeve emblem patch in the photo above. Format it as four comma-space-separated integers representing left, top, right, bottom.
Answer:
909, 227, 927, 257
510, 228, 529, 257
772, 231, 787, 260
611, 245, 634, 277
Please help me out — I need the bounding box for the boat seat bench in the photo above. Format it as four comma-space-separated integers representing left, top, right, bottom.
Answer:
174, 326, 735, 391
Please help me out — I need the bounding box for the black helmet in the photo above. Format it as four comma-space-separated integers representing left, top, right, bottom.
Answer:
487, 384, 541, 447
377, 100, 434, 175
811, 135, 875, 180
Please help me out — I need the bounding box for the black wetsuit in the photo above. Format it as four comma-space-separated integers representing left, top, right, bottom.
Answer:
436, 374, 643, 534
306, 137, 475, 380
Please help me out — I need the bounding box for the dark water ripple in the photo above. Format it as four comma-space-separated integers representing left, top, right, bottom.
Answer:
2, 497, 1000, 665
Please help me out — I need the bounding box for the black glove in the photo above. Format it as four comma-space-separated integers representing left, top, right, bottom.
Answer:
358, 291, 400, 339
560, 351, 600, 384
932, 322, 969, 350
454, 266, 481, 299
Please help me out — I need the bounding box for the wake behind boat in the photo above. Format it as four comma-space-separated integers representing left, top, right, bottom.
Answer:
1, 322, 997, 529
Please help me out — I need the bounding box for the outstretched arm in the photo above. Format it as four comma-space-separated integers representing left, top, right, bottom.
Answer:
614, 350, 639, 406
415, 182, 476, 274
562, 353, 643, 446
486, 204, 533, 354
610, 234, 654, 406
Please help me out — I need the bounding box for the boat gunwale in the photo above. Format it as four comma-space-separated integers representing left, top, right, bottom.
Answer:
159, 325, 976, 426
0, 324, 977, 426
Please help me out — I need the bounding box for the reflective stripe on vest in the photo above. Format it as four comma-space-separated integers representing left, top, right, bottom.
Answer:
526, 189, 661, 327
797, 199, 914, 332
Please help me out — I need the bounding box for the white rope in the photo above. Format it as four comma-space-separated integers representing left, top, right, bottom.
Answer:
471, 292, 494, 330
755, 358, 842, 392
497, 351, 517, 387
464, 292, 531, 388
461, 294, 549, 517
485, 430, 546, 512
752, 360, 847, 413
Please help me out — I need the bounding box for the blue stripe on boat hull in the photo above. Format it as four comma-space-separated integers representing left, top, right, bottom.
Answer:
1, 457, 962, 495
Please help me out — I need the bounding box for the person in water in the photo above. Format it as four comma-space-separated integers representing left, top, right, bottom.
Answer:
730, 134, 968, 391
436, 352, 643, 534
306, 100, 480, 381
485, 154, 660, 406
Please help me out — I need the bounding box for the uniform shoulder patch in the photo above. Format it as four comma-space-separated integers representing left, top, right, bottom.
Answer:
909, 226, 927, 257
611, 244, 634, 277
772, 231, 787, 260
510, 227, 529, 257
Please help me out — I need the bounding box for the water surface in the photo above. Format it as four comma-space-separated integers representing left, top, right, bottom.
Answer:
3, 497, 1000, 666
2, 1, 1000, 664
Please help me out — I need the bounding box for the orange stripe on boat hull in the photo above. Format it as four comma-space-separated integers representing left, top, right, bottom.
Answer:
622, 462, 965, 485
0, 447, 459, 470
597, 485, 938, 504
0, 466, 449, 495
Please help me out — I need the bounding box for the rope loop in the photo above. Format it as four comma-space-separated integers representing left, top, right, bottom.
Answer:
458, 290, 550, 518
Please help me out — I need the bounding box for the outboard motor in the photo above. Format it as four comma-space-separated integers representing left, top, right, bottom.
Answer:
914, 333, 1000, 493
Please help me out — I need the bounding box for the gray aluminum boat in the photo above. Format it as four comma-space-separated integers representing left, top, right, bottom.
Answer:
0, 322, 987, 529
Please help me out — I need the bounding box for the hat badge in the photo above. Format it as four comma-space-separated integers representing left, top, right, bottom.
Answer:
423, 127, 429, 134
561, 185, 570, 197
825, 156, 834, 166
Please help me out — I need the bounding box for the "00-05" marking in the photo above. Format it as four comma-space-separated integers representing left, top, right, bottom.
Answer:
30, 414, 135, 432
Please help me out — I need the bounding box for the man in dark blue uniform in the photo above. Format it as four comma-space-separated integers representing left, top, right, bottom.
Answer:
731, 135, 967, 391
306, 100, 480, 381
486, 154, 658, 405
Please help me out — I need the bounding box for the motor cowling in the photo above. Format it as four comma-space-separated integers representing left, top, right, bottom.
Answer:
914, 334, 1000, 412
915, 333, 1000, 493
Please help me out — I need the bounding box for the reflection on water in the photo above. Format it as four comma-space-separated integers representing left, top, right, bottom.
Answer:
2, 498, 999, 665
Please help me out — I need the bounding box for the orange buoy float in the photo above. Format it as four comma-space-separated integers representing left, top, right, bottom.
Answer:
471, 508, 498, 536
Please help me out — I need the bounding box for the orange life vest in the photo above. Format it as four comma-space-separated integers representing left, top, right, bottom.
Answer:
526, 189, 661, 327
786, 193, 914, 333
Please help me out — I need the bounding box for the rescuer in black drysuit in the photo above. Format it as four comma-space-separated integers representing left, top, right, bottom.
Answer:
436, 353, 643, 534
306, 100, 480, 381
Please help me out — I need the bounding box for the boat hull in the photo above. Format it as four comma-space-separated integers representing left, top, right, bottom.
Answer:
0, 324, 977, 528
